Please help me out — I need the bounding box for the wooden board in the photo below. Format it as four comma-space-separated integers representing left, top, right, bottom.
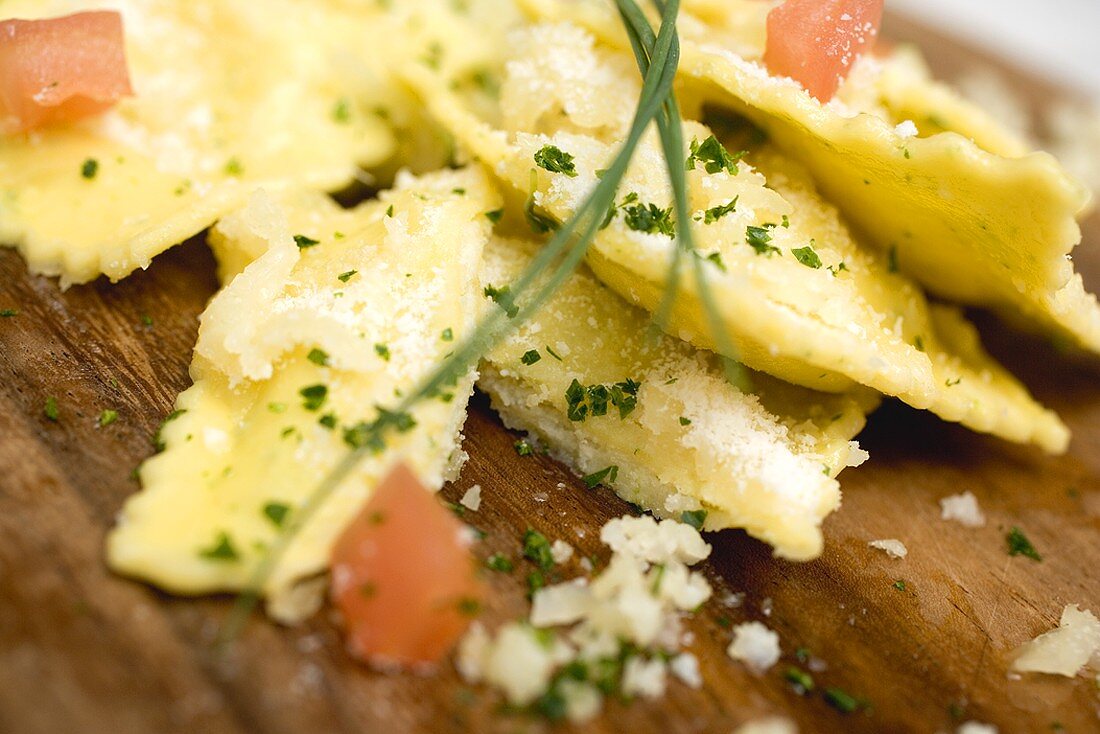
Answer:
1, 15, 1098, 734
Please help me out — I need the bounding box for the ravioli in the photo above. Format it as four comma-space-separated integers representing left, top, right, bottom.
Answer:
402, 22, 1069, 453
521, 0, 1100, 354
479, 237, 877, 561
107, 169, 497, 621
0, 0, 395, 285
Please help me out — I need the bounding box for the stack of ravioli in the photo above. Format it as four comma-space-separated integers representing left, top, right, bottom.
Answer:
2, 0, 1095, 621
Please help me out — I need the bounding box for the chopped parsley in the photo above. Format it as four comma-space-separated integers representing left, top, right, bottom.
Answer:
582, 465, 618, 489
893, 579, 907, 591
746, 225, 780, 256
702, 196, 738, 224
823, 687, 862, 714
332, 97, 351, 123
521, 349, 542, 365
522, 528, 555, 571
1007, 526, 1042, 561
263, 502, 290, 527
140, 313, 153, 328
293, 234, 320, 249
524, 195, 559, 233
299, 384, 328, 411
441, 327, 454, 341
337, 270, 357, 283
514, 439, 534, 456
0, 309, 17, 317
98, 409, 119, 427
533, 145, 578, 177
887, 245, 899, 272
44, 396, 60, 422
485, 208, 504, 223
318, 413, 338, 429
486, 553, 514, 572
623, 202, 675, 237
374, 343, 391, 361
307, 348, 330, 366
565, 377, 640, 421
199, 532, 239, 562
268, 402, 287, 413
484, 284, 518, 317
457, 597, 481, 616
914, 336, 925, 352
791, 244, 823, 269
80, 158, 99, 179
224, 157, 244, 176
681, 509, 707, 530
705, 251, 726, 271
686, 135, 744, 175
679, 416, 692, 426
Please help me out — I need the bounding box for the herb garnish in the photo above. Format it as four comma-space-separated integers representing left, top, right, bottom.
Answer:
534, 145, 578, 177
294, 234, 320, 249
81, 158, 99, 179
98, 409, 119, 427
623, 201, 676, 236
338, 270, 357, 283
522, 528, 555, 571
686, 135, 743, 174
263, 502, 290, 527
702, 196, 738, 224
299, 384, 328, 411
521, 349, 541, 365
199, 532, 240, 562
680, 509, 707, 530
582, 465, 619, 488
792, 244, 823, 269
307, 348, 330, 366
565, 378, 640, 421
746, 225, 780, 256
1007, 526, 1042, 561
44, 396, 60, 422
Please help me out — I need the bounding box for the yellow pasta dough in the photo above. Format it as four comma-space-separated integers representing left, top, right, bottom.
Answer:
400, 22, 1069, 453
107, 169, 497, 620
479, 236, 877, 560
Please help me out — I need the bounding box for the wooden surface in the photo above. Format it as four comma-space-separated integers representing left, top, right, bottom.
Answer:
2, 16, 1100, 734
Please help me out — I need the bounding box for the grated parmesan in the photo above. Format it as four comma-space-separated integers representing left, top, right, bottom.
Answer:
727, 621, 781, 674
459, 484, 482, 512
868, 538, 908, 559
939, 492, 986, 527
1011, 604, 1100, 677
734, 717, 798, 734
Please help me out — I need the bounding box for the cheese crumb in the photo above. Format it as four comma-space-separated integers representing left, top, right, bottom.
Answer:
1011, 604, 1100, 677
669, 652, 702, 689
550, 539, 574, 564
868, 538, 908, 559
894, 120, 919, 138
600, 515, 711, 565
621, 656, 667, 698
734, 717, 798, 734
957, 722, 998, 734
459, 484, 482, 511
727, 621, 781, 673
939, 492, 986, 527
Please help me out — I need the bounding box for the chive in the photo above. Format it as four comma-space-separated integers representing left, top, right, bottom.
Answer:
824, 687, 861, 714
483, 284, 518, 318
784, 667, 815, 693
582, 465, 618, 489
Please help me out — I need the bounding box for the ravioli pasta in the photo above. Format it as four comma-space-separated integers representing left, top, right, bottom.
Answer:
480, 237, 877, 560
522, 0, 1100, 354
402, 22, 1068, 453
107, 170, 496, 620
0, 0, 398, 285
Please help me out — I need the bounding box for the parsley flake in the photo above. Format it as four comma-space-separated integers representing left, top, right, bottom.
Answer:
98, 409, 119, 427
294, 234, 320, 249
514, 439, 534, 456
523, 529, 555, 571
485, 208, 504, 223
307, 348, 330, 366
299, 384, 328, 411
686, 135, 744, 175
486, 553, 514, 573
199, 532, 239, 562
1007, 526, 1042, 561
824, 687, 862, 714
702, 196, 738, 224
263, 502, 290, 527
623, 202, 675, 237
441, 327, 454, 341
374, 343, 391, 361
746, 225, 780, 256
0, 308, 17, 317
332, 97, 351, 123
338, 270, 357, 283
681, 509, 707, 530
792, 244, 823, 269
521, 349, 541, 365
534, 145, 578, 177
80, 158, 99, 179
44, 396, 60, 422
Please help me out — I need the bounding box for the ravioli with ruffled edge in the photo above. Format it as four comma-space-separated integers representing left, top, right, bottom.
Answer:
399, 21, 1069, 453
107, 169, 496, 621
522, 0, 1100, 355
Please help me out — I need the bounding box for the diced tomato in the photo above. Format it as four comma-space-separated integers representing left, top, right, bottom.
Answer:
0, 11, 133, 134
330, 462, 484, 668
763, 0, 883, 102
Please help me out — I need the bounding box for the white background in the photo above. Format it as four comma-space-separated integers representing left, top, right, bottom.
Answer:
890, 0, 1100, 98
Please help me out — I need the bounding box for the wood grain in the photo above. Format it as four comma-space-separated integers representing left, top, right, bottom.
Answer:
2, 16, 1099, 734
